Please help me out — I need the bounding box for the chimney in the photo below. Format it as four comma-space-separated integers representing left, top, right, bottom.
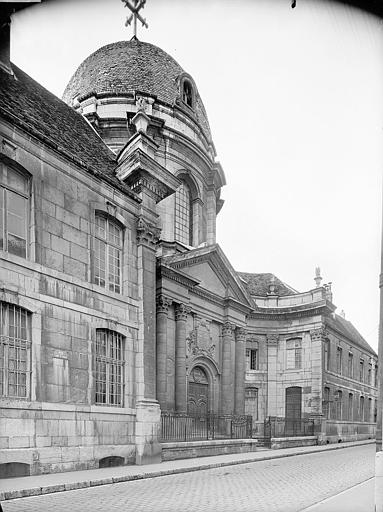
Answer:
0, 7, 12, 74
0, 2, 41, 75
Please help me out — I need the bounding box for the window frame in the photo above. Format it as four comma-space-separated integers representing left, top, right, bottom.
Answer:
174, 181, 192, 246
94, 329, 125, 407
92, 213, 123, 294
246, 348, 259, 371
336, 346, 343, 375
0, 302, 32, 399
0, 161, 30, 259
323, 339, 330, 371
286, 338, 302, 370
348, 352, 354, 379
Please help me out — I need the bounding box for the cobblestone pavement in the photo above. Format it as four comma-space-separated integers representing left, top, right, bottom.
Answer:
2, 444, 375, 512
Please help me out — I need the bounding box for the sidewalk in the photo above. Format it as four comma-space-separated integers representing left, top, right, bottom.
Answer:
301, 478, 374, 512
0, 439, 374, 503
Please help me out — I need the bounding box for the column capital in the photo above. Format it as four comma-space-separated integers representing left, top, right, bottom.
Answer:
175, 303, 190, 321
310, 327, 328, 342
235, 327, 247, 342
222, 322, 235, 337
156, 294, 172, 314
267, 333, 279, 346
136, 216, 161, 248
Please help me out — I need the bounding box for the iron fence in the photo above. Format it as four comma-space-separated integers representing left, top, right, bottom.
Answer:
264, 417, 316, 440
160, 412, 253, 442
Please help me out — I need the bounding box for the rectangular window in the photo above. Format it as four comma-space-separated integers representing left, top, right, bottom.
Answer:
246, 348, 258, 371
336, 347, 342, 375
348, 393, 353, 421
323, 340, 330, 371
95, 329, 124, 406
323, 387, 330, 419
286, 339, 302, 370
336, 390, 342, 420
0, 165, 29, 258
348, 352, 353, 378
359, 396, 365, 421
0, 303, 31, 398
93, 214, 122, 294
368, 364, 372, 385
375, 365, 378, 388
359, 360, 365, 383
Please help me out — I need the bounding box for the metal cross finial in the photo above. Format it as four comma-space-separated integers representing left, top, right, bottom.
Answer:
122, 0, 148, 38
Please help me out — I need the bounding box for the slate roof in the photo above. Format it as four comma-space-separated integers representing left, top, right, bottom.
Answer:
326, 313, 377, 357
0, 64, 138, 200
62, 39, 212, 141
237, 272, 298, 297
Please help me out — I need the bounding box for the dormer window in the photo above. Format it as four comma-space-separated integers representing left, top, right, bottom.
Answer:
182, 80, 193, 108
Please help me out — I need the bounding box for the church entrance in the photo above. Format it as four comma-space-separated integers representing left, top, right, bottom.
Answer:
187, 366, 209, 415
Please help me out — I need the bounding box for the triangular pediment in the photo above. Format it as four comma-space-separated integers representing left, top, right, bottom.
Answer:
160, 244, 254, 309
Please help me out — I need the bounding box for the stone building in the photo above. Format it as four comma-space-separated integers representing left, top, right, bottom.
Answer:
0, 5, 377, 476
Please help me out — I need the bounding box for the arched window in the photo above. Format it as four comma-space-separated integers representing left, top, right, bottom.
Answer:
93, 213, 123, 293
182, 80, 193, 108
0, 302, 31, 398
175, 181, 192, 246
0, 162, 30, 258
95, 329, 124, 407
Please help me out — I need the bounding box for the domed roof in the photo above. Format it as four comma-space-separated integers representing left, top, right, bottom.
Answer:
63, 39, 211, 140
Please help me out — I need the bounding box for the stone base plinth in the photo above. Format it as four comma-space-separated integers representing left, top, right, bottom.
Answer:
270, 436, 318, 449
376, 451, 383, 512
135, 399, 162, 465
161, 439, 258, 461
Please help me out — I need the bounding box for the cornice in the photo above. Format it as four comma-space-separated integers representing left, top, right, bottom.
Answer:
157, 262, 200, 289
249, 301, 331, 320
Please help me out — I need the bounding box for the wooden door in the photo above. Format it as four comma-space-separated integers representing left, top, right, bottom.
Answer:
285, 386, 302, 435
187, 367, 209, 416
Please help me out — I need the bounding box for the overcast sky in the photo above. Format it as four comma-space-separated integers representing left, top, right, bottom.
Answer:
10, 0, 383, 351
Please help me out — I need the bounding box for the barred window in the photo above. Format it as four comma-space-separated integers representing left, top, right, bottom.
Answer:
286, 338, 302, 370
93, 214, 122, 294
0, 303, 31, 398
0, 163, 30, 258
246, 348, 258, 370
175, 182, 192, 246
95, 329, 124, 406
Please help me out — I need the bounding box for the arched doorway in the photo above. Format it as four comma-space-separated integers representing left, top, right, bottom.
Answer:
285, 386, 302, 435
187, 366, 209, 415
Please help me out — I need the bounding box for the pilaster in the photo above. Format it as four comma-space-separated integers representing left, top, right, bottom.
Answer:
175, 303, 189, 413
266, 333, 279, 417
221, 321, 235, 414
156, 294, 171, 411
234, 327, 246, 415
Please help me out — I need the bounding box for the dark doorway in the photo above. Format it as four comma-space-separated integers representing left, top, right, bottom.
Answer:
187, 366, 209, 415
285, 386, 302, 435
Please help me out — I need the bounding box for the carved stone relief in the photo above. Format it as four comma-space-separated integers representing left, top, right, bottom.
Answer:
187, 316, 216, 359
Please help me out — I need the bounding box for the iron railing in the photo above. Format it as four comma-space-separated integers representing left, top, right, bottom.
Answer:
264, 417, 316, 440
160, 412, 253, 442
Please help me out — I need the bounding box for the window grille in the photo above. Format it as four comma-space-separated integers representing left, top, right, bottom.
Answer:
95, 329, 124, 406
175, 182, 192, 246
0, 163, 29, 258
286, 339, 302, 370
246, 348, 258, 370
0, 303, 31, 398
93, 214, 122, 293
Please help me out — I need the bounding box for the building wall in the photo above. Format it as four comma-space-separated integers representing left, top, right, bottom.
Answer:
0, 122, 143, 475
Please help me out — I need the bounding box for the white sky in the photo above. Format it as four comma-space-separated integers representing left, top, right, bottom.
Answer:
10, 0, 383, 351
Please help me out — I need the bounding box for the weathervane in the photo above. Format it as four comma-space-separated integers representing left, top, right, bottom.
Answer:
122, 0, 148, 38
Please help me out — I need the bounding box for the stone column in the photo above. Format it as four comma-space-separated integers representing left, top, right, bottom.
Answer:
156, 294, 171, 411
175, 303, 189, 413
221, 322, 235, 414
234, 327, 246, 415
266, 333, 279, 418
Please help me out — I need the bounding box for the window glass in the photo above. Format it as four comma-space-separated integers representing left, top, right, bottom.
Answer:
175, 182, 191, 246
246, 349, 258, 370
93, 214, 122, 293
95, 329, 124, 406
286, 339, 302, 370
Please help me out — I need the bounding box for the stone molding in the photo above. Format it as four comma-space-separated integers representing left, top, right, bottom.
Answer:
310, 327, 328, 341
136, 216, 161, 248
266, 333, 279, 346
235, 327, 247, 343
175, 303, 190, 321
222, 322, 235, 337
156, 294, 172, 314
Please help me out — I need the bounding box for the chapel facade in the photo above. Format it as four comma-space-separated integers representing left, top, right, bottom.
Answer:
0, 4, 378, 477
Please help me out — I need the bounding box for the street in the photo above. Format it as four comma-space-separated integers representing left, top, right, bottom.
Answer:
2, 444, 375, 512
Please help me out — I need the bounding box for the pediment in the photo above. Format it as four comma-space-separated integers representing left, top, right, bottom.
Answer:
161, 244, 254, 309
